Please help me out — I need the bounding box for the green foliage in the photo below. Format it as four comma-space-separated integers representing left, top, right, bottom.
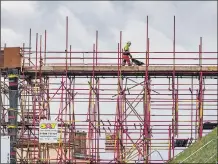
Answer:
168, 127, 217, 163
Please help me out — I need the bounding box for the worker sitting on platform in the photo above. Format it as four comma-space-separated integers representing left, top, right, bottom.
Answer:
122, 41, 132, 66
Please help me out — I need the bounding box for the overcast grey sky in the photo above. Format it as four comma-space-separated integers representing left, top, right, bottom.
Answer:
1, 1, 217, 163
1, 1, 217, 51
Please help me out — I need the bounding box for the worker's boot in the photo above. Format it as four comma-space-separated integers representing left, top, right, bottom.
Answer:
122, 61, 126, 66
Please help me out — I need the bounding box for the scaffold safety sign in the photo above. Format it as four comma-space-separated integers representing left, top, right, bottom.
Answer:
39, 120, 58, 143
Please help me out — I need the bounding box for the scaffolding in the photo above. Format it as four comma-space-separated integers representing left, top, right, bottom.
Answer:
0, 16, 217, 163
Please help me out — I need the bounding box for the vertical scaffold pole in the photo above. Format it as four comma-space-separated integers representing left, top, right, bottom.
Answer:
29, 28, 31, 66
172, 15, 176, 158
7, 68, 19, 164
0, 69, 2, 142
168, 125, 171, 160
198, 37, 203, 139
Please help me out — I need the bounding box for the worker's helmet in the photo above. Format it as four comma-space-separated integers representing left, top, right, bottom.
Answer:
127, 41, 131, 46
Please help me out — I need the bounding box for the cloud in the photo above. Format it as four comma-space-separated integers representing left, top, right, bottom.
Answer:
1, 1, 38, 17
128, 1, 217, 51
1, 28, 24, 46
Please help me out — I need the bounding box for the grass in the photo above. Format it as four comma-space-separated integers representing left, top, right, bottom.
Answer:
168, 127, 217, 163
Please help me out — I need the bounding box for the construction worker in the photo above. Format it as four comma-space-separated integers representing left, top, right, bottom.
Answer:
122, 41, 132, 66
